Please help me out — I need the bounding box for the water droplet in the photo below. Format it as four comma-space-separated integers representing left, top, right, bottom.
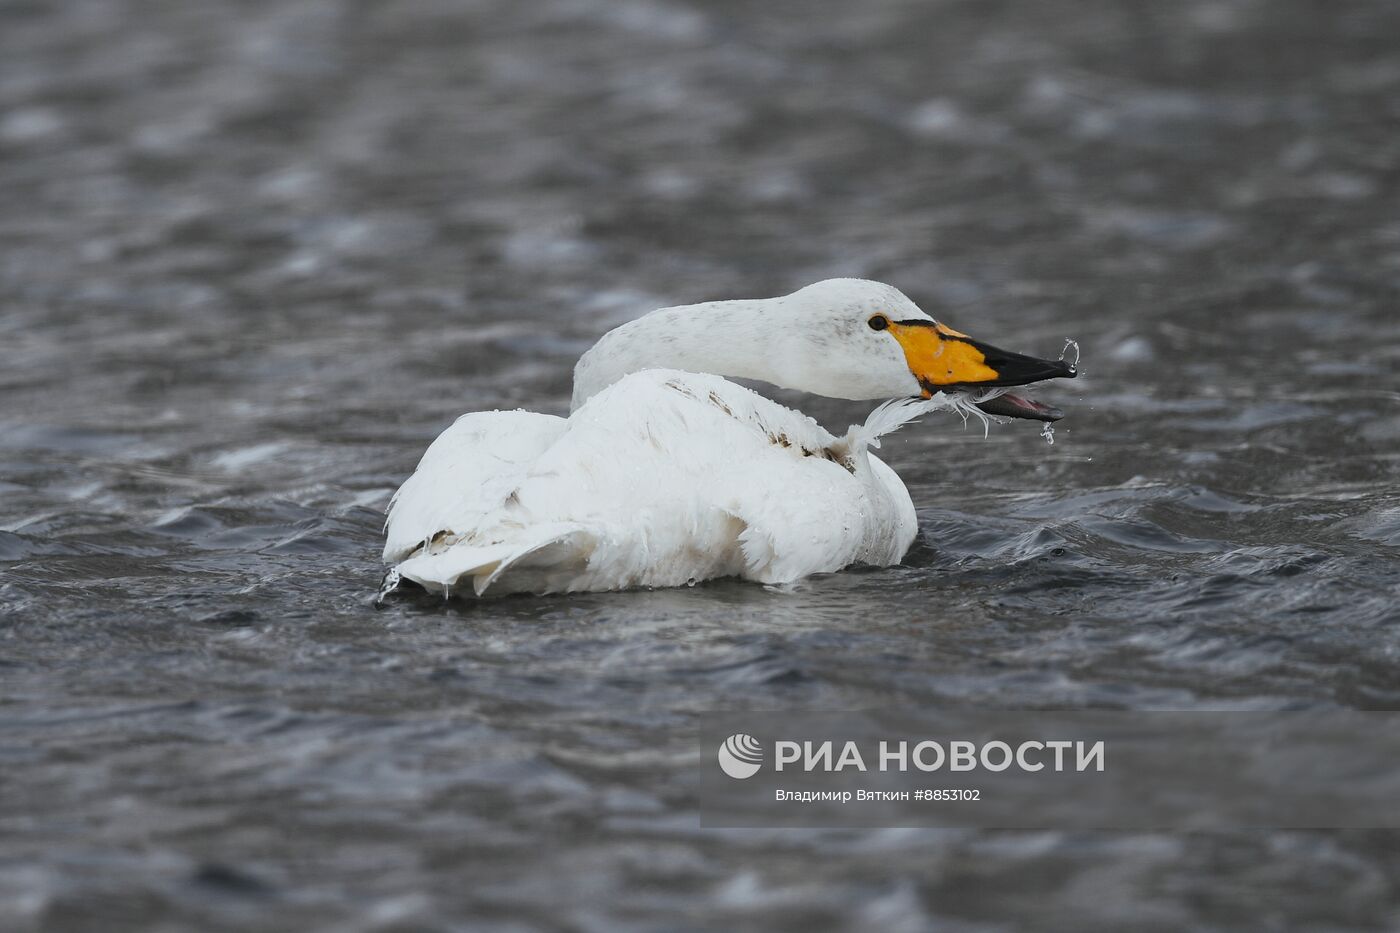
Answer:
1059, 338, 1081, 373
1041, 422, 1056, 445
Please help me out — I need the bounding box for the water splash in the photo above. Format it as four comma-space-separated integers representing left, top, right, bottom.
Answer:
1047, 338, 1078, 444
1060, 338, 1081, 372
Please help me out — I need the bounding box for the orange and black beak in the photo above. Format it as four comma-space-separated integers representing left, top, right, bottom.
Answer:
884, 319, 1077, 422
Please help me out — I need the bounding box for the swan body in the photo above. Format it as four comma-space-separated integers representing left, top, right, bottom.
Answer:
381, 279, 1075, 598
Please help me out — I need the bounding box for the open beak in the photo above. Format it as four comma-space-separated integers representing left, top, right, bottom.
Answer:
886, 319, 1077, 422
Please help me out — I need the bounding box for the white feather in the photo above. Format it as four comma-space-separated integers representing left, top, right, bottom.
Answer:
385, 370, 918, 596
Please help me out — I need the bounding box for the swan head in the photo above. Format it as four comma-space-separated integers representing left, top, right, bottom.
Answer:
776, 279, 1076, 421
571, 278, 1077, 417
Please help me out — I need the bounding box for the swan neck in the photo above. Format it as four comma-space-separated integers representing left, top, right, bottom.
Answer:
571, 299, 782, 410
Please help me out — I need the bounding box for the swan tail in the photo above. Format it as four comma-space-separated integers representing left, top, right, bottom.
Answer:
393, 522, 593, 597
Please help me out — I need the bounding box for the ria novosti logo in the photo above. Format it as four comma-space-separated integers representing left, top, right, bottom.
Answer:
717, 733, 764, 779
715, 734, 1107, 780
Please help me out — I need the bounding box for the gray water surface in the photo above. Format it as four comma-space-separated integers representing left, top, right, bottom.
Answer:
3, 0, 1400, 930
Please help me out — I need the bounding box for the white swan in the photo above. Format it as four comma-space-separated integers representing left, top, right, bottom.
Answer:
379, 279, 1074, 598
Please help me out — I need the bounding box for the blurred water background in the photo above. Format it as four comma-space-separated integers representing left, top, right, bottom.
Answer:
2, 0, 1399, 929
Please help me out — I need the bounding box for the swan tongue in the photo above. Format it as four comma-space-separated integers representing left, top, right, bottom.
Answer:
975, 392, 1064, 423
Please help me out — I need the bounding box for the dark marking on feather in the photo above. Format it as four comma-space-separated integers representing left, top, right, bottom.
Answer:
824, 448, 857, 474
664, 379, 696, 399
425, 528, 461, 553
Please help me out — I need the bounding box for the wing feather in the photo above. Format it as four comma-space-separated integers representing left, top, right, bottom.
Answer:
382, 410, 566, 562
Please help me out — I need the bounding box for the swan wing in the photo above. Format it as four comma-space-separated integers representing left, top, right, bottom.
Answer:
388, 370, 915, 595
382, 409, 566, 563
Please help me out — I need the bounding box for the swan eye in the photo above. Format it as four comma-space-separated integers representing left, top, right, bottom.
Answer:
868, 314, 889, 331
